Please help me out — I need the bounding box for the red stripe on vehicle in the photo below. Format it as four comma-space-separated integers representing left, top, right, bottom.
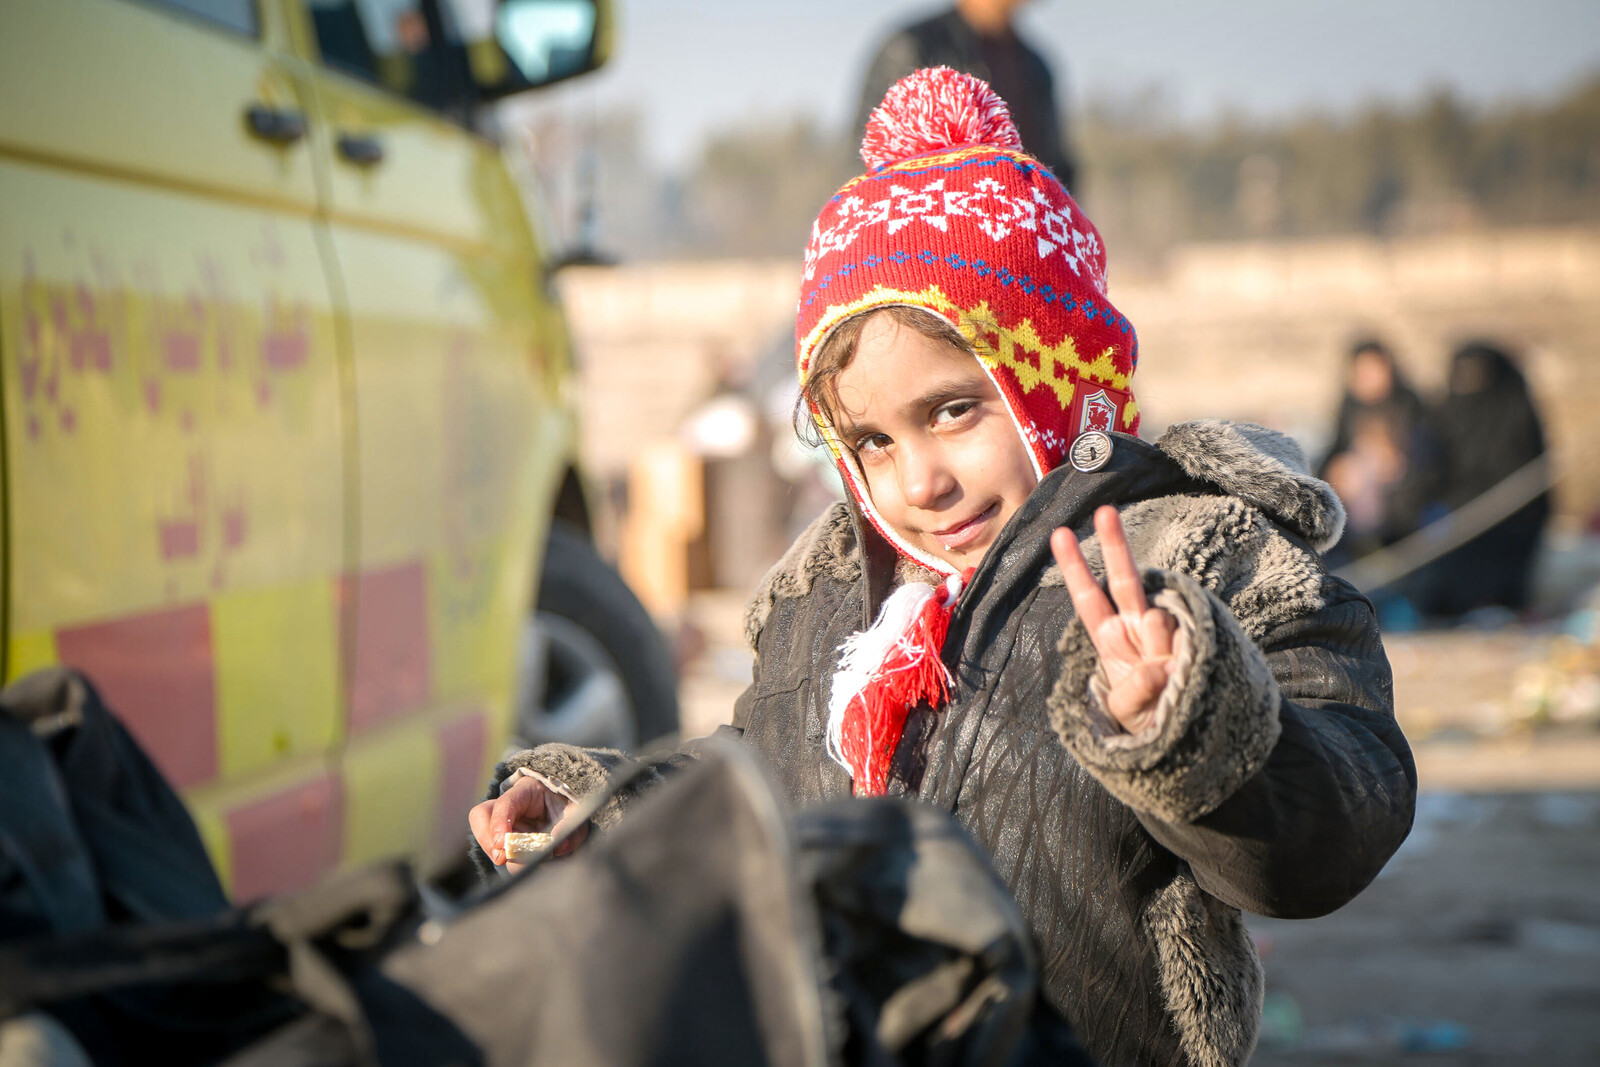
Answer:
226, 772, 343, 902
55, 604, 217, 788
345, 562, 431, 733
433, 711, 488, 857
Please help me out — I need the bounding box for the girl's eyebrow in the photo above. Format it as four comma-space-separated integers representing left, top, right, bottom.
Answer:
836, 415, 879, 443
836, 376, 986, 440
911, 377, 987, 412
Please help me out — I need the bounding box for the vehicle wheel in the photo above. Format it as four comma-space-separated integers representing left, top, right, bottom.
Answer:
512, 521, 680, 751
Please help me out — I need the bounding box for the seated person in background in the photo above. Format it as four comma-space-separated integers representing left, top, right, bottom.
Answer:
1319, 338, 1441, 563
1324, 413, 1408, 555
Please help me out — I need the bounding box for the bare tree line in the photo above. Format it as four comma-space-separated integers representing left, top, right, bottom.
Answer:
518, 73, 1600, 263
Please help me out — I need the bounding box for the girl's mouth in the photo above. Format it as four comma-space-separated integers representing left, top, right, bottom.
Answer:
933, 502, 998, 552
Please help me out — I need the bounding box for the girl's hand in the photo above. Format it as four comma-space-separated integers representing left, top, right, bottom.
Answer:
468, 774, 590, 873
1050, 505, 1179, 735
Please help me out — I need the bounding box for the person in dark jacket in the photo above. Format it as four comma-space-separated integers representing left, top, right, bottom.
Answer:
1409, 341, 1551, 616
471, 71, 1414, 1067
856, 0, 1077, 189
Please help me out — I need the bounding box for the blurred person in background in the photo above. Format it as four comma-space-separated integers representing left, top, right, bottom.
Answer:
1318, 339, 1441, 563
1410, 341, 1551, 616
855, 0, 1078, 189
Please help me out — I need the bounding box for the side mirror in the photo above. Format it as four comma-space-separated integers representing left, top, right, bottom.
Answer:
446, 0, 613, 100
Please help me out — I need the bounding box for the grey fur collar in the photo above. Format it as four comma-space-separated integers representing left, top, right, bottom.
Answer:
743, 420, 1343, 649
1154, 420, 1345, 552
743, 504, 859, 651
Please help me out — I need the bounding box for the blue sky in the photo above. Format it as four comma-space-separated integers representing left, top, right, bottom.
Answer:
529, 0, 1600, 169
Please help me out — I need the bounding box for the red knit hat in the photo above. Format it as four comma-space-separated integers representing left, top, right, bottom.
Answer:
801, 68, 1141, 796
797, 66, 1139, 578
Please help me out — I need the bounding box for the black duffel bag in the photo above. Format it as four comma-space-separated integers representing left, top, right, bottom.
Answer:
1, 670, 1090, 1067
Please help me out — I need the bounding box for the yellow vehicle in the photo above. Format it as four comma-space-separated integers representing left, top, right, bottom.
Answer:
0, 0, 675, 900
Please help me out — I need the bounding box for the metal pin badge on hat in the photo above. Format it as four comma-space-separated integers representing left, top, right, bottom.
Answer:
1069, 431, 1114, 473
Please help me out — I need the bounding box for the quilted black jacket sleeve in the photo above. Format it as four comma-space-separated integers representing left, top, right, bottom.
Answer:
1053, 572, 1416, 919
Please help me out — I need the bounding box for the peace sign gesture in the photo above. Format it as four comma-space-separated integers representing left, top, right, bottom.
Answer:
1050, 506, 1178, 735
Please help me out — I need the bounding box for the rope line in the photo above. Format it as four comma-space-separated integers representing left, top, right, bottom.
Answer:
1332, 456, 1555, 593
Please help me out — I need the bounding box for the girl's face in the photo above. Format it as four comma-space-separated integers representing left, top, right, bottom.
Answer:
831, 313, 1039, 570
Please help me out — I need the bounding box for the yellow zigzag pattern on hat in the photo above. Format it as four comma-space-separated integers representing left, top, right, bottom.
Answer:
956, 302, 1138, 428
798, 283, 1137, 429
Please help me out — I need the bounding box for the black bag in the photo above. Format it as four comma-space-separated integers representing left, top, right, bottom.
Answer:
228, 743, 1093, 1067
2, 680, 1090, 1066
0, 668, 299, 1064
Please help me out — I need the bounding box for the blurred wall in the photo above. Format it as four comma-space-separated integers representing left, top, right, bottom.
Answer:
556, 261, 797, 610
1119, 227, 1600, 521
561, 225, 1600, 594
558, 260, 796, 478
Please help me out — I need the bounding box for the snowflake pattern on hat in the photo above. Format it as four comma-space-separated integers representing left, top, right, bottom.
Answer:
802, 175, 1106, 291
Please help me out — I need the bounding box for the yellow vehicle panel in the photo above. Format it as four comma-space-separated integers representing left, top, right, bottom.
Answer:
0, 0, 591, 899
0, 167, 347, 631
211, 577, 342, 780
297, 14, 572, 883
0, 0, 319, 210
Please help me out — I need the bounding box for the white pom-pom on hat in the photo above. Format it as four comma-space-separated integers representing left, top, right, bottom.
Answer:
861, 66, 1023, 172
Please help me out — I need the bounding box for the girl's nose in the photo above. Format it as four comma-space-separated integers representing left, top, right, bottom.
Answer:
897, 439, 955, 509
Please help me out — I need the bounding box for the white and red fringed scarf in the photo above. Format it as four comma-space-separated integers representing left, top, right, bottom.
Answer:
825, 573, 962, 795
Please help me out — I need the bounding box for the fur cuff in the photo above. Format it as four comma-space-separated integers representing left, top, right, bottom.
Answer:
1084, 588, 1196, 747
467, 744, 672, 880
1049, 569, 1282, 823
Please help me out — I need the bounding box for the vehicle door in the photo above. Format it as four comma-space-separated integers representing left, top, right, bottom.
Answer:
0, 0, 348, 898
287, 0, 574, 875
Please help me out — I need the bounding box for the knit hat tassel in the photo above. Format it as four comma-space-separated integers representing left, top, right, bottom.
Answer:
826, 574, 962, 796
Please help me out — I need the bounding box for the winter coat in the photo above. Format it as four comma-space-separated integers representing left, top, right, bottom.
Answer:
480, 420, 1417, 1067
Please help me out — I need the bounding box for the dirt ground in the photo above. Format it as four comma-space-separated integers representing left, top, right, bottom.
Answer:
1249, 786, 1600, 1065
677, 598, 1600, 1065
1249, 626, 1600, 1065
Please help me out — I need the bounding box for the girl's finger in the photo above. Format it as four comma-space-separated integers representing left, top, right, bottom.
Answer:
491, 779, 546, 847
1052, 527, 1114, 635
1107, 660, 1173, 726
1138, 607, 1176, 660
1094, 506, 1148, 619
541, 786, 570, 830
467, 800, 496, 861
1092, 615, 1141, 668
552, 820, 591, 858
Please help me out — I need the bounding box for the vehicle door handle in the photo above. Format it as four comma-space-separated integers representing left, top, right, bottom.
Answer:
337, 133, 385, 167
245, 104, 307, 145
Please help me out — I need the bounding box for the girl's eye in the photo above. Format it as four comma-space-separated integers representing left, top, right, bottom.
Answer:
933, 400, 977, 426
855, 433, 891, 455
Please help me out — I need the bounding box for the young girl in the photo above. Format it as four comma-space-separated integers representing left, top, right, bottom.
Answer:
472, 69, 1415, 1067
